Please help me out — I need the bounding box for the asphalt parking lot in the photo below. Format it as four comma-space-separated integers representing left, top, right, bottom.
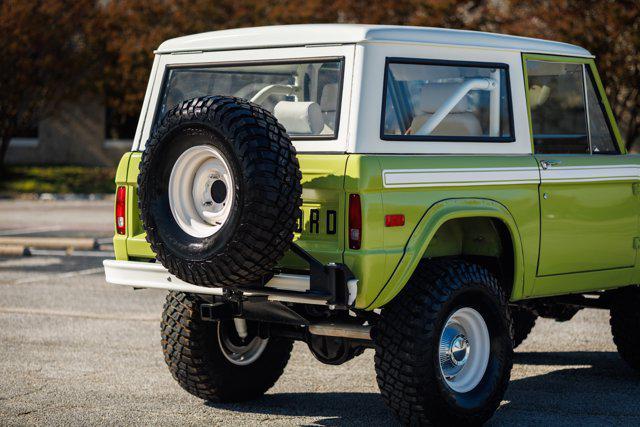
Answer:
1, 200, 639, 425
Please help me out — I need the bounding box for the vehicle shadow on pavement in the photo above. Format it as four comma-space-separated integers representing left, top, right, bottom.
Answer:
205, 392, 401, 426
203, 352, 639, 426
492, 351, 640, 424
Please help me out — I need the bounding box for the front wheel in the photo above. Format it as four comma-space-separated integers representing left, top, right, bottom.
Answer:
511, 306, 538, 349
374, 260, 513, 425
161, 292, 293, 402
610, 286, 640, 373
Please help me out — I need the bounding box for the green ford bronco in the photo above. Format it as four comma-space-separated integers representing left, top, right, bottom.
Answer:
103, 24, 640, 425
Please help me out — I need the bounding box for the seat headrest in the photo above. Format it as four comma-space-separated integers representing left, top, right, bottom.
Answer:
320, 83, 339, 111
529, 85, 551, 110
419, 83, 469, 114
273, 101, 324, 135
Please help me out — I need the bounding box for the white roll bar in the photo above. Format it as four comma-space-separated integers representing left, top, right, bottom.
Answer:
250, 84, 296, 104
415, 78, 498, 136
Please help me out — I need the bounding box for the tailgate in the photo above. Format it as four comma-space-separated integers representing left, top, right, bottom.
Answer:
115, 152, 349, 269
278, 154, 349, 270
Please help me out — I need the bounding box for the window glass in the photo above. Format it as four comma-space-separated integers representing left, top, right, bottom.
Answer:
585, 70, 618, 154
526, 60, 588, 154
156, 59, 343, 138
382, 61, 513, 141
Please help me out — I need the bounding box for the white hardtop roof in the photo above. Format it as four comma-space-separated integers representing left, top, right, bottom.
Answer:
157, 24, 592, 57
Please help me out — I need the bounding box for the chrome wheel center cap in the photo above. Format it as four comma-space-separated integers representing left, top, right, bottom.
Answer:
450, 335, 470, 366
438, 307, 490, 393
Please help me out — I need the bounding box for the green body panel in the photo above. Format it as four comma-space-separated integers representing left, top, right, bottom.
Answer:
370, 198, 527, 308
111, 57, 638, 310
116, 153, 350, 265
343, 155, 387, 308
113, 152, 132, 260
521, 54, 638, 295
364, 155, 539, 308
535, 155, 639, 276
533, 267, 635, 298
113, 150, 639, 309
125, 153, 155, 259
278, 154, 349, 269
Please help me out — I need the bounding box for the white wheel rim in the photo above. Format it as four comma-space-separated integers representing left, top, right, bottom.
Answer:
217, 322, 268, 366
438, 307, 490, 393
168, 145, 234, 238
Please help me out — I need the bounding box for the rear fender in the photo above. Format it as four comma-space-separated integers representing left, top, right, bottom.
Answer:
365, 198, 524, 309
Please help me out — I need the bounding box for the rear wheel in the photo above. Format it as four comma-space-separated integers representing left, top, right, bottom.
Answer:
374, 260, 513, 425
610, 286, 640, 373
161, 292, 293, 402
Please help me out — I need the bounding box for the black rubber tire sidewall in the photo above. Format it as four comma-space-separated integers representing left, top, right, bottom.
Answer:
610, 286, 640, 373
374, 260, 513, 425
145, 127, 244, 262
161, 291, 293, 402
432, 286, 512, 413
511, 306, 537, 349
138, 96, 302, 287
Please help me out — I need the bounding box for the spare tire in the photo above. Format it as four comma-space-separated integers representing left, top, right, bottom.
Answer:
138, 96, 302, 287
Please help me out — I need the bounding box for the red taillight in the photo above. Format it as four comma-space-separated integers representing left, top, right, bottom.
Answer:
348, 194, 361, 250
385, 214, 405, 227
115, 186, 126, 235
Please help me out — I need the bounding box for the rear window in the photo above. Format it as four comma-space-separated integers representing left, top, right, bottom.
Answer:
155, 59, 344, 139
381, 59, 514, 142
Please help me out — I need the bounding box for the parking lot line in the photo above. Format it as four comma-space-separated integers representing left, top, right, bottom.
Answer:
0, 306, 158, 321
10, 267, 105, 285
0, 225, 65, 236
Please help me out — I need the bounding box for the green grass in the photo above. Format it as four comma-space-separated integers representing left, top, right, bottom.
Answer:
0, 166, 115, 195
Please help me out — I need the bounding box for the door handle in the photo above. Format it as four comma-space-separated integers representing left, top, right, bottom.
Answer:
540, 160, 562, 170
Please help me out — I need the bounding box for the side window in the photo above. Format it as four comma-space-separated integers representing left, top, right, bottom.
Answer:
526, 61, 588, 154
585, 69, 618, 154
381, 60, 514, 142
526, 60, 619, 155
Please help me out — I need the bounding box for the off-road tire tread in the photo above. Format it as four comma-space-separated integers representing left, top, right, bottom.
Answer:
610, 286, 640, 373
374, 259, 513, 426
511, 306, 537, 349
139, 96, 302, 287
161, 291, 293, 402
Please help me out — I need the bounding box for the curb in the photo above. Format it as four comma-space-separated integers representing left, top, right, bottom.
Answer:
0, 237, 98, 251
0, 245, 31, 256
0, 193, 114, 201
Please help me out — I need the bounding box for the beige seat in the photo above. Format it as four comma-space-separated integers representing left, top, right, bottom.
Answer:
320, 83, 338, 134
409, 83, 482, 136
273, 101, 324, 135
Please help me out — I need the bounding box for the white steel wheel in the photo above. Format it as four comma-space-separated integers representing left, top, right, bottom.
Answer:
217, 321, 269, 366
438, 307, 490, 393
168, 145, 235, 238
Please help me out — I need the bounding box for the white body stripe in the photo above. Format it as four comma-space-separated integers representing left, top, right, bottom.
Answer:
383, 165, 640, 188
541, 165, 640, 183
383, 167, 539, 188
